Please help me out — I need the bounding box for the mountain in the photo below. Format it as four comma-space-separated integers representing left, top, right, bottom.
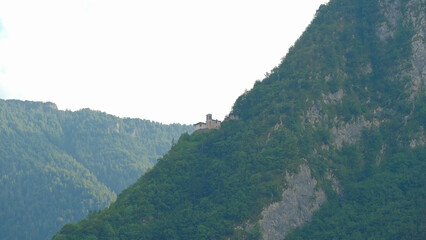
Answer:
53, 0, 425, 239
0, 99, 193, 240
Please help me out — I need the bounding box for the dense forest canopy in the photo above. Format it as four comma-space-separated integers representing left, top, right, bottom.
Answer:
0, 99, 193, 240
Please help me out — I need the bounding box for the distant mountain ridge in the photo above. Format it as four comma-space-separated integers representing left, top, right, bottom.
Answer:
0, 99, 193, 240
54, 0, 425, 239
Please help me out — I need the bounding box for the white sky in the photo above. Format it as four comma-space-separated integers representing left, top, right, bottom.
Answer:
0, 0, 328, 124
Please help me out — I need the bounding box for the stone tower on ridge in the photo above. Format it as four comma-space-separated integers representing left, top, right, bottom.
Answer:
194, 114, 221, 131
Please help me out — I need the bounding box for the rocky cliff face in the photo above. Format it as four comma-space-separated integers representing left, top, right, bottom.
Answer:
256, 0, 425, 239
378, 0, 425, 100
258, 165, 326, 240
404, 0, 425, 147
378, 0, 425, 145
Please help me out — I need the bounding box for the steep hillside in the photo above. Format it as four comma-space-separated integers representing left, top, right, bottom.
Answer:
53, 0, 425, 239
0, 99, 193, 240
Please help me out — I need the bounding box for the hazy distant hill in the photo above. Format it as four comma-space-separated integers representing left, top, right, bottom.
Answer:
0, 99, 193, 240
54, 0, 425, 239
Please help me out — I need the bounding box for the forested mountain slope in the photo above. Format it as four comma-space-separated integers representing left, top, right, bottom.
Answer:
53, 0, 425, 239
0, 99, 193, 240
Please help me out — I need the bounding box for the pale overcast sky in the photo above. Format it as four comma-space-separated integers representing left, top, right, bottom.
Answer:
0, 0, 329, 124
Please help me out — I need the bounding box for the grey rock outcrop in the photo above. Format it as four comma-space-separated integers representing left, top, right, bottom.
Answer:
377, 0, 425, 99
405, 0, 426, 100
322, 89, 344, 105
330, 117, 380, 149
376, 0, 402, 41
258, 165, 326, 240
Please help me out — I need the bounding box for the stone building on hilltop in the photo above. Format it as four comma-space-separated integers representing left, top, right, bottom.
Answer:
194, 114, 221, 131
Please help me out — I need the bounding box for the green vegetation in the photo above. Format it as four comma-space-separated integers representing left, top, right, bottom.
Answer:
0, 99, 192, 240
51, 0, 425, 239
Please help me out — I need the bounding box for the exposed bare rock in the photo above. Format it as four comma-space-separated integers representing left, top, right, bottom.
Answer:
303, 90, 344, 129
410, 127, 425, 148
376, 0, 402, 41
325, 169, 342, 195
405, 0, 426, 100
108, 122, 120, 133
376, 145, 387, 166
305, 104, 322, 126
362, 62, 373, 75
331, 117, 372, 149
258, 165, 326, 240
376, 0, 425, 100
322, 89, 344, 104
